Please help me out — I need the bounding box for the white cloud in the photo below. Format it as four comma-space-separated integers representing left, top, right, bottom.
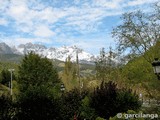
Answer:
63, 5, 123, 33
33, 25, 55, 38
14, 38, 52, 45
7, 1, 67, 25
127, 0, 159, 6
16, 23, 33, 33
0, 0, 10, 12
92, 0, 123, 9
7, 1, 34, 26
39, 7, 67, 24
64, 7, 104, 32
4, 0, 156, 36
5, 0, 67, 35
53, 32, 115, 54
1, 37, 52, 47
0, 18, 8, 26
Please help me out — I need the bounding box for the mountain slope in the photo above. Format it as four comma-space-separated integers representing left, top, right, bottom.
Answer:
0, 42, 13, 54
0, 54, 23, 63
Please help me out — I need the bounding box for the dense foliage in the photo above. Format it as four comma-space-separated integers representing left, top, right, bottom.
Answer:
90, 81, 141, 119
18, 52, 60, 92
60, 88, 82, 120
15, 88, 61, 120
0, 95, 14, 120
0, 69, 16, 86
62, 56, 78, 90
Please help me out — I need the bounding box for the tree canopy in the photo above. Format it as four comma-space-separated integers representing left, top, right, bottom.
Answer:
18, 52, 60, 92
112, 3, 160, 63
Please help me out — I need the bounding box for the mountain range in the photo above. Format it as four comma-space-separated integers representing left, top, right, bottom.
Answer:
0, 42, 96, 63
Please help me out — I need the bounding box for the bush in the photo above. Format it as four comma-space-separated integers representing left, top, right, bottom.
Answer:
90, 81, 141, 119
90, 81, 118, 119
116, 88, 141, 113
79, 96, 95, 119
0, 95, 14, 119
60, 88, 82, 120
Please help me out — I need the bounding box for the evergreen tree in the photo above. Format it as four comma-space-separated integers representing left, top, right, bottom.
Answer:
16, 52, 61, 119
18, 52, 60, 92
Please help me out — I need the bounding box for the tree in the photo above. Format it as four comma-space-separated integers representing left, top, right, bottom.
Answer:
112, 3, 160, 63
64, 56, 76, 81
0, 69, 16, 87
95, 48, 115, 80
16, 52, 61, 119
95, 48, 108, 80
62, 56, 77, 90
18, 52, 60, 92
122, 55, 160, 100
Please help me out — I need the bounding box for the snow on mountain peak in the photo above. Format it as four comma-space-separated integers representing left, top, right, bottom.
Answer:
15, 43, 95, 62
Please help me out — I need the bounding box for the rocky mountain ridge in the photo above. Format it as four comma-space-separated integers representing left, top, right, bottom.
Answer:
0, 42, 96, 62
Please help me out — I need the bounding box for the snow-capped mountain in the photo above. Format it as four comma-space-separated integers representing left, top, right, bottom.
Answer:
0, 42, 14, 54
10, 42, 96, 62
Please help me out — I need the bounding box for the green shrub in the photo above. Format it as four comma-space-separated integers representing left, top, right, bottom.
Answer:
90, 81, 141, 119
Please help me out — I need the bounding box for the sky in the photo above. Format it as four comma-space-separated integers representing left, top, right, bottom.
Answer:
0, 0, 159, 55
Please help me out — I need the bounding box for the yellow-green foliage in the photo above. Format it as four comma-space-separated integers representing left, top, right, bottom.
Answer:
96, 117, 105, 120
0, 62, 19, 98
122, 56, 160, 99
61, 56, 78, 90
122, 57, 154, 83
0, 62, 19, 75
0, 83, 10, 96
12, 80, 20, 100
